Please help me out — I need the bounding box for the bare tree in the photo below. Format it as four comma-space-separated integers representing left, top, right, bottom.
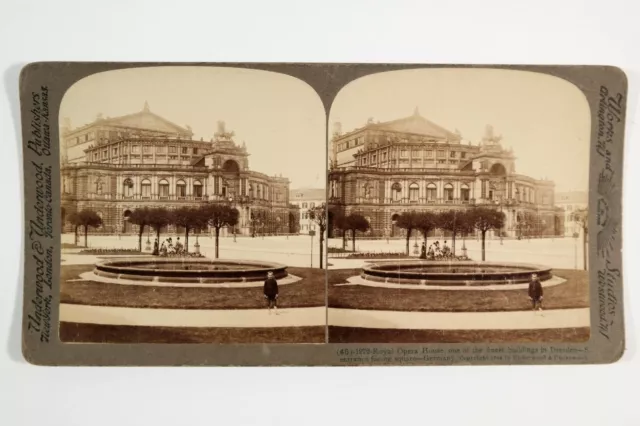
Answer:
308, 203, 327, 268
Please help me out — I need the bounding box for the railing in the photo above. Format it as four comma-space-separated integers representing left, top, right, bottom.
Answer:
356, 198, 474, 205
332, 166, 477, 175
62, 162, 209, 172
120, 194, 205, 201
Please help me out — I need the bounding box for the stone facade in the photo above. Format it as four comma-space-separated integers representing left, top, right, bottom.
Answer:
555, 191, 588, 237
61, 103, 296, 236
289, 188, 326, 234
328, 110, 565, 238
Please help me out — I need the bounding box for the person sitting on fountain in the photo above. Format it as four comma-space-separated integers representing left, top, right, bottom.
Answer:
420, 242, 427, 259
166, 238, 175, 256
427, 245, 435, 260
442, 241, 451, 257
175, 237, 184, 254
528, 273, 543, 312
264, 271, 279, 315
159, 241, 167, 256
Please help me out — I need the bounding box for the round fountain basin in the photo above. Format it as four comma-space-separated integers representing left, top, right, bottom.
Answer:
94, 258, 288, 284
362, 261, 552, 286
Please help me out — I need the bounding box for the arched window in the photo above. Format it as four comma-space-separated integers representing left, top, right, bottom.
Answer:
409, 182, 419, 202
96, 211, 103, 229
159, 179, 170, 198
392, 182, 402, 202
122, 178, 134, 197
426, 183, 437, 201
460, 184, 470, 202
302, 202, 308, 209
193, 180, 203, 198
444, 183, 454, 201
141, 179, 151, 199
176, 180, 186, 198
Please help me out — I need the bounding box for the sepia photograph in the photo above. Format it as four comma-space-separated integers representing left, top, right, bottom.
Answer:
326, 68, 591, 344
58, 66, 327, 344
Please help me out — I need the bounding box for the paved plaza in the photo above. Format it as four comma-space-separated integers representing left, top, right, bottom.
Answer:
329, 307, 589, 330
59, 303, 589, 330
328, 236, 586, 270
62, 233, 321, 268
62, 233, 586, 270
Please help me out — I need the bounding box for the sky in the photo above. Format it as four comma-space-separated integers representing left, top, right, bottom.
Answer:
59, 66, 326, 189
330, 68, 591, 193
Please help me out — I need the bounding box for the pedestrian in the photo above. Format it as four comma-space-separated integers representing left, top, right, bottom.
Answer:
263, 271, 279, 315
528, 273, 543, 311
420, 242, 427, 259
153, 238, 159, 255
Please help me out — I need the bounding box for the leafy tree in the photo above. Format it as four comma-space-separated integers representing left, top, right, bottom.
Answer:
128, 207, 152, 251
468, 207, 505, 261
171, 206, 200, 252
308, 203, 327, 269
191, 206, 210, 246
572, 208, 588, 270
202, 204, 239, 258
415, 211, 438, 249
345, 213, 370, 252
67, 211, 80, 246
329, 206, 347, 249
395, 211, 421, 255
73, 209, 103, 248
148, 207, 172, 243
437, 210, 464, 255
458, 210, 476, 251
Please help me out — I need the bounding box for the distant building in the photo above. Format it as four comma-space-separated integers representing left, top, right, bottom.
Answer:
61, 102, 297, 236
328, 109, 565, 238
555, 191, 588, 236
289, 188, 326, 234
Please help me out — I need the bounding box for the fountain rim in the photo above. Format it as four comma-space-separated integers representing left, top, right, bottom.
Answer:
362, 260, 552, 280
94, 258, 288, 278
